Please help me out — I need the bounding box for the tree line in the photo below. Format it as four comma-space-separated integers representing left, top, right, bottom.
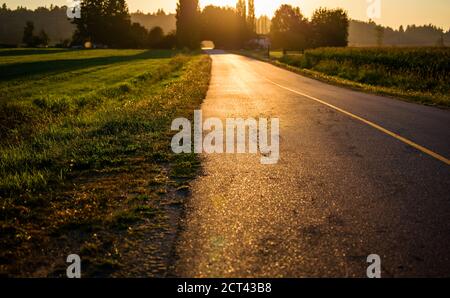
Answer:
22, 21, 49, 47
175, 0, 257, 50
175, 1, 349, 51
71, 0, 261, 50
69, 0, 347, 51
350, 20, 449, 47
71, 0, 176, 49
0, 5, 74, 46
2, 1, 448, 49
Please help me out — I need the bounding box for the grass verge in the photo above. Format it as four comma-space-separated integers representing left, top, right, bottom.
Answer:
0, 49, 211, 277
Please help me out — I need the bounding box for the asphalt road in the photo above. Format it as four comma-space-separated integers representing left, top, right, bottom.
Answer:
174, 50, 450, 277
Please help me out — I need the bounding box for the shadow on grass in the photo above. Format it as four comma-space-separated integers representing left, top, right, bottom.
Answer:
0, 49, 70, 57
0, 50, 178, 81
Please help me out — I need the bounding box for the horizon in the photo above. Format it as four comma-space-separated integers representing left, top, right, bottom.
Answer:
3, 0, 450, 30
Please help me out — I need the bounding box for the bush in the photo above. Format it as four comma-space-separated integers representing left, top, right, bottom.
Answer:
33, 96, 73, 114
279, 47, 450, 93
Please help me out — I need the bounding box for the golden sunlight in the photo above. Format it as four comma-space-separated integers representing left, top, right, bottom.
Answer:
200, 0, 308, 17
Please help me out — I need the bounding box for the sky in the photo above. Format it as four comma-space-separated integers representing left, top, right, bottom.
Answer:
4, 0, 450, 30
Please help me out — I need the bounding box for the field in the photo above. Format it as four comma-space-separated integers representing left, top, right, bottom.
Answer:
0, 48, 211, 276
241, 48, 450, 107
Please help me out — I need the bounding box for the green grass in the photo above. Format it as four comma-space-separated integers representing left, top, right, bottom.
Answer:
238, 48, 450, 107
0, 48, 211, 276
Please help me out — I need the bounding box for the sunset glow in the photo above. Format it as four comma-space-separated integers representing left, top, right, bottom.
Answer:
3, 0, 450, 29
199, 0, 302, 17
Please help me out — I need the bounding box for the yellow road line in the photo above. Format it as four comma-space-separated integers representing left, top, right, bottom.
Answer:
265, 78, 450, 166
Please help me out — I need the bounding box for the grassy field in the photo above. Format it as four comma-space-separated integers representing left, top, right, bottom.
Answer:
0, 48, 211, 276
239, 48, 450, 107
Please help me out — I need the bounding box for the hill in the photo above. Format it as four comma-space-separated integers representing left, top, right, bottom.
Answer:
0, 5, 176, 46
0, 6, 74, 45
349, 20, 450, 47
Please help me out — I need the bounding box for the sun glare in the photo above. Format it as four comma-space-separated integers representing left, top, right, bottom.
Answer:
200, 0, 301, 17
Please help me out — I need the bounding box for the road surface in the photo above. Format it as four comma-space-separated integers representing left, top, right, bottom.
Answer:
174, 50, 450, 277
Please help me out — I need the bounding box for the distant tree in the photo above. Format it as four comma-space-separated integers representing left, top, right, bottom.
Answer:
72, 0, 105, 45
436, 33, 445, 47
404, 24, 445, 46
349, 20, 449, 46
148, 26, 164, 48
22, 21, 50, 47
256, 15, 271, 35
236, 0, 246, 21
156, 8, 166, 16
130, 11, 177, 34
160, 31, 177, 49
311, 8, 349, 47
22, 21, 35, 46
1, 3, 7, 11
375, 25, 384, 46
73, 0, 134, 48
128, 22, 148, 48
38, 29, 49, 46
104, 0, 131, 47
176, 0, 201, 49
55, 39, 71, 48
270, 5, 309, 52
200, 5, 242, 49
247, 0, 256, 34
235, 0, 249, 43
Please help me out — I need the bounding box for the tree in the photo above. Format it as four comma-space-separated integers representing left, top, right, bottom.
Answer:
104, 0, 131, 47
236, 0, 246, 21
156, 8, 166, 16
311, 8, 349, 47
160, 31, 177, 49
256, 15, 271, 34
235, 0, 249, 43
72, 0, 106, 45
436, 33, 445, 47
22, 21, 35, 46
128, 22, 148, 48
22, 21, 50, 47
72, 0, 136, 48
176, 0, 201, 49
270, 5, 309, 52
200, 5, 242, 49
38, 30, 49, 46
247, 0, 256, 34
375, 25, 384, 47
148, 26, 164, 48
